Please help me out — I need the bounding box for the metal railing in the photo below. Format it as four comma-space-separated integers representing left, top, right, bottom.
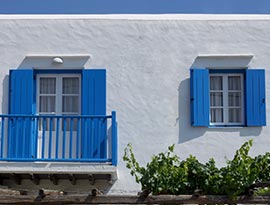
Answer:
0, 111, 117, 165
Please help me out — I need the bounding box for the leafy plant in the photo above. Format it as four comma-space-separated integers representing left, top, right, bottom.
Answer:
123, 140, 270, 197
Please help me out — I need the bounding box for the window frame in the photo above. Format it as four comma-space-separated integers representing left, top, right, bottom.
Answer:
190, 68, 266, 127
36, 73, 81, 116
209, 73, 245, 126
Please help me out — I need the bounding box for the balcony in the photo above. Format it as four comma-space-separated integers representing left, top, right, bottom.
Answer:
0, 111, 117, 184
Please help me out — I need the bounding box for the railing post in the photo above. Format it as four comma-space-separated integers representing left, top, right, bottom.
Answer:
111, 111, 117, 166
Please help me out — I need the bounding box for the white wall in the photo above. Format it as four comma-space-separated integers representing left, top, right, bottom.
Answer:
1, 15, 270, 194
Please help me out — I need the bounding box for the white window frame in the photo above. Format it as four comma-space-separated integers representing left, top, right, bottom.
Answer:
209, 73, 244, 126
36, 74, 81, 116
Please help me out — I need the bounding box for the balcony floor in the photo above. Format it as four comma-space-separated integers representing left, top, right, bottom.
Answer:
0, 161, 117, 185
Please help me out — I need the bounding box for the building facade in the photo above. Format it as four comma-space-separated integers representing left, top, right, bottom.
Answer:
0, 14, 269, 194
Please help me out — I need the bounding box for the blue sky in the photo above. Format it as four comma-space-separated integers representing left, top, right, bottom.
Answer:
0, 0, 270, 14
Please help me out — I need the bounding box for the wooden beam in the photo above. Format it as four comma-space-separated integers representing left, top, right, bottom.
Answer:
48, 174, 58, 185
31, 174, 40, 185
10, 174, 21, 185
68, 174, 76, 185
0, 188, 22, 196
88, 175, 95, 185
0, 194, 268, 204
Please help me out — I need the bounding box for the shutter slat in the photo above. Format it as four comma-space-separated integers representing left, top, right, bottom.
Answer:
246, 69, 266, 126
81, 69, 106, 159
190, 69, 209, 126
9, 69, 34, 158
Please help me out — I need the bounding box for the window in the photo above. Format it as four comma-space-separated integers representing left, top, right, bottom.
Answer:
37, 74, 81, 115
190, 68, 266, 127
8, 69, 107, 158
37, 74, 81, 131
210, 74, 244, 126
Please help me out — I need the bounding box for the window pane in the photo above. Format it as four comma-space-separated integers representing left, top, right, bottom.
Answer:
210, 76, 222, 90
229, 108, 241, 123
39, 96, 55, 112
40, 78, 56, 94
210, 92, 223, 106
228, 92, 241, 106
63, 77, 79, 94
210, 108, 223, 123
62, 96, 79, 113
228, 76, 241, 90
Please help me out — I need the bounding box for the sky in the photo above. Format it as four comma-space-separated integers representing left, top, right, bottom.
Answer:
0, 0, 270, 14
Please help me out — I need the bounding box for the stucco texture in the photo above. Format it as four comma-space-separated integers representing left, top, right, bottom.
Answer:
0, 15, 270, 193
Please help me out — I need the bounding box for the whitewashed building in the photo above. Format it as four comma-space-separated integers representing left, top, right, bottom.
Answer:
0, 14, 269, 194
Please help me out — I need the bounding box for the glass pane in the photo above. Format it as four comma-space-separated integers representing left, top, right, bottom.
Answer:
63, 77, 79, 94
210, 92, 223, 106
40, 78, 56, 94
39, 96, 55, 112
229, 108, 241, 123
228, 76, 241, 90
210, 76, 223, 90
228, 92, 241, 106
210, 108, 223, 123
62, 96, 79, 113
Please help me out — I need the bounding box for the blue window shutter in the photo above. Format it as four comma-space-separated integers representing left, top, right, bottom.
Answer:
9, 69, 34, 115
82, 69, 106, 115
81, 69, 106, 159
8, 69, 35, 158
190, 68, 209, 126
246, 69, 266, 126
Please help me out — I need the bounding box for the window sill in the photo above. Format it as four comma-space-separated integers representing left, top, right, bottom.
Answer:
208, 125, 245, 129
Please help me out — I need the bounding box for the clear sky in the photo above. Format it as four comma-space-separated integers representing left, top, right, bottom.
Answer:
0, 0, 270, 14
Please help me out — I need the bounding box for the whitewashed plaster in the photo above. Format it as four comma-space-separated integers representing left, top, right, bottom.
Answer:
0, 15, 270, 194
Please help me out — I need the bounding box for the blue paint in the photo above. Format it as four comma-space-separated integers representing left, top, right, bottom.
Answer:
9, 69, 35, 158
6, 68, 116, 164
76, 118, 81, 159
48, 118, 53, 159
111, 111, 117, 166
190, 68, 210, 126
55, 118, 60, 159
191, 68, 266, 127
0, 158, 112, 163
42, 118, 46, 158
0, 117, 4, 158
209, 69, 246, 74
81, 69, 107, 159
62, 118, 67, 158
69, 118, 74, 159
246, 69, 266, 126
0, 114, 117, 164
34, 69, 82, 75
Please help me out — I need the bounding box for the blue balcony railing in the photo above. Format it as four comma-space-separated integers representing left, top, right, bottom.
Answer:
0, 111, 117, 165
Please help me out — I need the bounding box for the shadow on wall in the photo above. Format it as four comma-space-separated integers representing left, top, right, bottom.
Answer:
177, 54, 262, 143
191, 54, 253, 68
17, 55, 90, 69
2, 75, 9, 114
177, 78, 207, 143
177, 78, 262, 144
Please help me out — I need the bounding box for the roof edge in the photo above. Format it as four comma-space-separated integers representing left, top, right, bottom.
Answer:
0, 14, 270, 20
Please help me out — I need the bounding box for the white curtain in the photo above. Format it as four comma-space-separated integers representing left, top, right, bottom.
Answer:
210, 76, 223, 123
39, 78, 56, 113
62, 77, 79, 113
228, 76, 241, 123
210, 76, 242, 123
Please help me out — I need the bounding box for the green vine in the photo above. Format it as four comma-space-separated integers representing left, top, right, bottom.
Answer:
123, 140, 270, 197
